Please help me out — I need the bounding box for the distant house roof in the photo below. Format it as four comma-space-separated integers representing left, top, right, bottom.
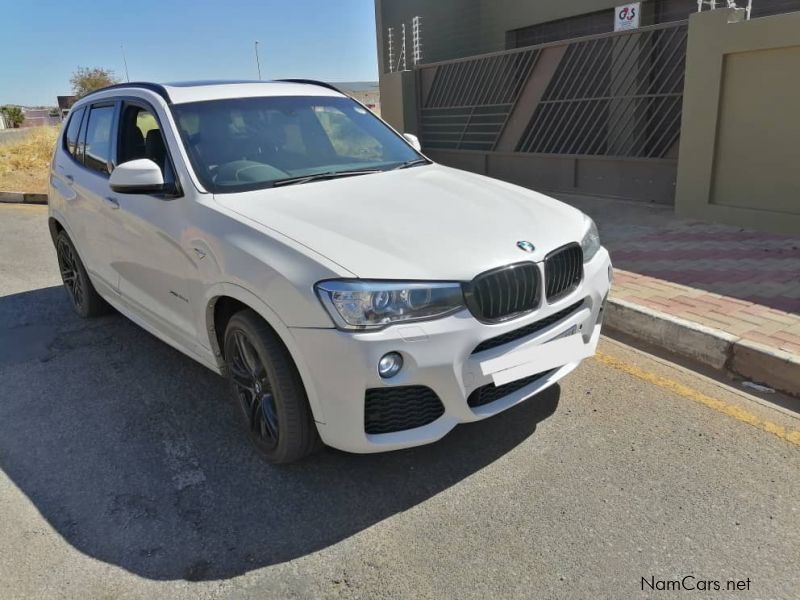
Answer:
57, 95, 77, 111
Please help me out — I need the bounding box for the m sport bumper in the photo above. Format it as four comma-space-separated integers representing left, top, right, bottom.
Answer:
290, 248, 612, 453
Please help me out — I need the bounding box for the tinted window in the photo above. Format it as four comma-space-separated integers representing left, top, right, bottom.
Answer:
63, 107, 85, 158
172, 96, 421, 193
83, 105, 116, 174
117, 103, 175, 186
118, 104, 162, 166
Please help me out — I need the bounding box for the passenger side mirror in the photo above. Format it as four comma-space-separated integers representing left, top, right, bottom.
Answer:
403, 133, 422, 152
109, 159, 175, 195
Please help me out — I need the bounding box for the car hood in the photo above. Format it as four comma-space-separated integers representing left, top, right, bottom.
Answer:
215, 164, 588, 280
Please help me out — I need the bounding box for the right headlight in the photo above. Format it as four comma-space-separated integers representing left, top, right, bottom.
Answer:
315, 280, 465, 330
580, 217, 601, 263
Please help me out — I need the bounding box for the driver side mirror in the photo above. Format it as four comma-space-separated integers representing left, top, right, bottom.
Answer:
403, 133, 422, 152
109, 159, 176, 196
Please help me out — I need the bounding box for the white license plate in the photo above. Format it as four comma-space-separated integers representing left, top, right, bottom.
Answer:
480, 324, 599, 387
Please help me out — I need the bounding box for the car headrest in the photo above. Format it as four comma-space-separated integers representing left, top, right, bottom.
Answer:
145, 129, 166, 167
130, 126, 144, 147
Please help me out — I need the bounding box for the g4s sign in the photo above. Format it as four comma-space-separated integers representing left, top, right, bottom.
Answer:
615, 2, 641, 31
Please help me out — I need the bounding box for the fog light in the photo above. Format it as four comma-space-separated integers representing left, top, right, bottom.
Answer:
378, 352, 403, 378
608, 264, 614, 283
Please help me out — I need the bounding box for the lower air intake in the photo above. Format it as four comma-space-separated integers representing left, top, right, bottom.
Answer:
468, 369, 556, 408
364, 386, 445, 434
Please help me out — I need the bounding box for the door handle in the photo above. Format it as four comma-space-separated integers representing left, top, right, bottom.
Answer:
65, 174, 74, 184
104, 196, 120, 209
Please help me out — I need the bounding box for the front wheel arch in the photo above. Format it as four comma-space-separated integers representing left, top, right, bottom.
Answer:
204, 286, 327, 426
48, 217, 64, 245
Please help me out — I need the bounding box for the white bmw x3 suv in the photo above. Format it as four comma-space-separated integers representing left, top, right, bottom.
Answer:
49, 80, 611, 463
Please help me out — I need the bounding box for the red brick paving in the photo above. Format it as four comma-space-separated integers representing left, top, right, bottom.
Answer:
558, 194, 800, 364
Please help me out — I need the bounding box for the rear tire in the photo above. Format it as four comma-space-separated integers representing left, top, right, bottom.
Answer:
55, 231, 109, 318
223, 309, 319, 464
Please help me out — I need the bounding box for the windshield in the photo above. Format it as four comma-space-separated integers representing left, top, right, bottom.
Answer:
171, 95, 424, 193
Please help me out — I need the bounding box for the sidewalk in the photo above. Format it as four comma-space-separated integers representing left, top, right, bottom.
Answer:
558, 194, 800, 396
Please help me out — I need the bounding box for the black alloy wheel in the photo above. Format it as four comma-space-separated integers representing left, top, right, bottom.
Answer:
228, 329, 280, 450
223, 309, 319, 464
57, 235, 84, 311
54, 231, 108, 318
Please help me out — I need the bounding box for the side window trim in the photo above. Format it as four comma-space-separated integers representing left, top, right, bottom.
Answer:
109, 99, 121, 172
76, 105, 89, 165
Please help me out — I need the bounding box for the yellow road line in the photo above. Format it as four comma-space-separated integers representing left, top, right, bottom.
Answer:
594, 351, 800, 447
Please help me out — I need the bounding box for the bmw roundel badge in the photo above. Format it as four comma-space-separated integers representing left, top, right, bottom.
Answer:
516, 241, 535, 253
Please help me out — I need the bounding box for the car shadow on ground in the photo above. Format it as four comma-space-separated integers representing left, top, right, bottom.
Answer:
0, 286, 560, 581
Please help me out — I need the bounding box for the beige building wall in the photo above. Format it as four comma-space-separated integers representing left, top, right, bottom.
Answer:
676, 8, 800, 234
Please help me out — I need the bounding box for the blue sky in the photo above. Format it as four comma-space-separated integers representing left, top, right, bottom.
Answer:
0, 0, 378, 106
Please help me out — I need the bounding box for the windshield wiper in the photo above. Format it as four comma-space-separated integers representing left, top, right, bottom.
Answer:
392, 158, 430, 170
272, 169, 381, 187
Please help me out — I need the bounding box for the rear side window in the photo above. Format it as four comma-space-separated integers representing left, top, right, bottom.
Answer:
63, 107, 85, 158
83, 105, 116, 174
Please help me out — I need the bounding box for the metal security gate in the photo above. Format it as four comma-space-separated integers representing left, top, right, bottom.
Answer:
518, 23, 687, 157
416, 21, 689, 203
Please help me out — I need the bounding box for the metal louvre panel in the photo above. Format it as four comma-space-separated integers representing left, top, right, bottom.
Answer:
364, 386, 444, 434
464, 262, 540, 323
424, 49, 539, 108
544, 244, 583, 302
419, 49, 539, 151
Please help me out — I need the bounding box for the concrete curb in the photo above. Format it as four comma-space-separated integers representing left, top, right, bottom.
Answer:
730, 339, 800, 397
606, 298, 799, 397
0, 191, 48, 204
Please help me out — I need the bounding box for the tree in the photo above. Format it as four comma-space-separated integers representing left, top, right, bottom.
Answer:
0, 105, 24, 128
70, 67, 119, 98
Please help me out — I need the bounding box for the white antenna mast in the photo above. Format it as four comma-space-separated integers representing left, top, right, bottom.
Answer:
254, 41, 262, 80
120, 44, 130, 82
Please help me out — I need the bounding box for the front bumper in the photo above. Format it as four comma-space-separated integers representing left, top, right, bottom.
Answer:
290, 249, 612, 453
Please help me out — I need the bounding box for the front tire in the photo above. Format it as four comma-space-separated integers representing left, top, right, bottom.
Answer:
223, 309, 319, 464
55, 231, 108, 318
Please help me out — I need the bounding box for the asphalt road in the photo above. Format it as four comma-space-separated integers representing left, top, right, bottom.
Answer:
1, 204, 798, 599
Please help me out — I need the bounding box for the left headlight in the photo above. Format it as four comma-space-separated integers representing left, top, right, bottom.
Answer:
580, 217, 601, 263
315, 280, 465, 330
